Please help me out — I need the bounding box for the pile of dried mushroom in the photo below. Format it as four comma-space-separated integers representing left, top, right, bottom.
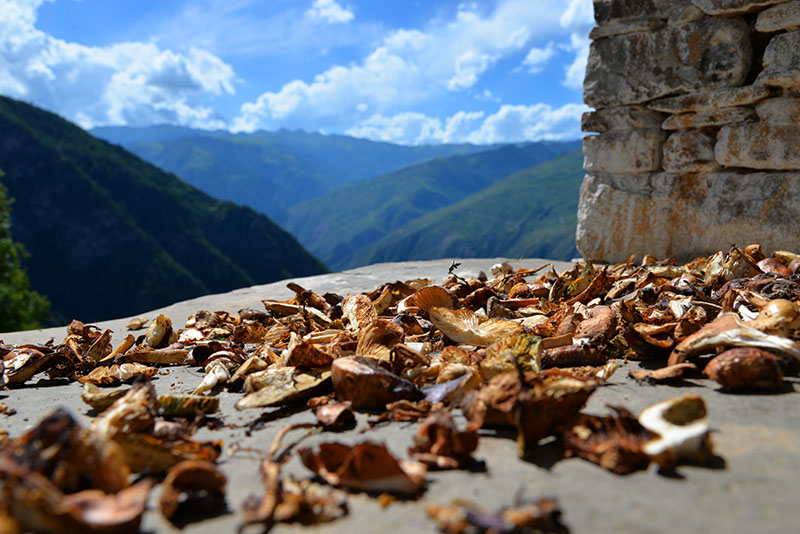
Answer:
1, 244, 799, 533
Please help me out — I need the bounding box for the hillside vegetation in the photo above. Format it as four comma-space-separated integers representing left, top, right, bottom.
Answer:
284, 142, 580, 270
0, 96, 327, 326
92, 126, 499, 221
356, 149, 584, 265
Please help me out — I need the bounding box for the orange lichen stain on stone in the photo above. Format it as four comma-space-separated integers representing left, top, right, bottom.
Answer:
685, 29, 705, 66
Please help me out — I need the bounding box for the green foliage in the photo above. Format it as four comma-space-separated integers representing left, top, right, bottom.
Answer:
0, 96, 327, 325
91, 126, 509, 222
356, 149, 585, 265
0, 171, 49, 331
284, 142, 580, 270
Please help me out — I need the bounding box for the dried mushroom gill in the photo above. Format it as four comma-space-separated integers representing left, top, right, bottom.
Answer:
0, 245, 798, 531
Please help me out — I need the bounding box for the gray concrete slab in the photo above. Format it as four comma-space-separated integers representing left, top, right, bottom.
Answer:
1, 258, 798, 534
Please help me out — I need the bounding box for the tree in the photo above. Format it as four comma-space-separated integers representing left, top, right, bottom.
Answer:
0, 170, 49, 331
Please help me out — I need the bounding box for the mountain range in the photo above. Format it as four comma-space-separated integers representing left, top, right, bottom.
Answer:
92, 126, 501, 222
93, 126, 582, 271
283, 142, 580, 269
355, 149, 584, 266
0, 96, 327, 326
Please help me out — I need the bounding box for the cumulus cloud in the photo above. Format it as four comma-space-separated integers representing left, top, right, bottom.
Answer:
521, 42, 556, 74
0, 0, 236, 129
345, 103, 586, 145
559, 0, 593, 92
305, 0, 354, 24
233, 0, 566, 132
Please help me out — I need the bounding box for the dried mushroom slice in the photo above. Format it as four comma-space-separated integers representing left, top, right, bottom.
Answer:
3, 408, 130, 494
92, 376, 157, 439
669, 314, 800, 366
283, 335, 337, 369
409, 410, 479, 469
159, 460, 227, 523
111, 432, 222, 474
0, 458, 152, 534
703, 347, 784, 391
126, 316, 149, 331
483, 334, 543, 379
78, 362, 158, 386
81, 383, 129, 412
331, 356, 422, 409
341, 294, 377, 334
145, 314, 172, 348
410, 286, 455, 314
298, 441, 426, 495
274, 476, 349, 525
629, 362, 697, 383
426, 497, 566, 534
2, 347, 61, 386
315, 401, 356, 430
747, 299, 800, 336
116, 346, 189, 365
430, 307, 523, 346
156, 394, 220, 417
638, 394, 713, 469
356, 319, 405, 362
564, 407, 652, 474
236, 367, 332, 410
516, 376, 596, 454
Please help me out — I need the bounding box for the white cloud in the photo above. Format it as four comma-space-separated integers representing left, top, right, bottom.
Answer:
559, 0, 593, 92
448, 51, 494, 90
305, 0, 354, 24
345, 103, 587, 146
467, 103, 588, 144
234, 0, 566, 132
521, 42, 556, 74
560, 0, 594, 29
0, 0, 236, 129
562, 33, 591, 92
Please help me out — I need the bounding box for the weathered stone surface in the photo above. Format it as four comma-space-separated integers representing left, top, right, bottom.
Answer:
755, 1, 800, 32
658, 0, 707, 25
757, 30, 800, 89
582, 105, 666, 132
594, 0, 658, 23
691, 0, 789, 15
584, 19, 751, 108
583, 130, 667, 173
716, 124, 800, 169
576, 171, 800, 262
662, 107, 757, 129
663, 130, 721, 173
648, 85, 773, 113
590, 18, 665, 39
756, 97, 800, 123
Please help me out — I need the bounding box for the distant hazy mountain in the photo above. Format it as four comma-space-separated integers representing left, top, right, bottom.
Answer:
0, 97, 327, 325
283, 141, 581, 270
355, 149, 584, 265
91, 126, 501, 221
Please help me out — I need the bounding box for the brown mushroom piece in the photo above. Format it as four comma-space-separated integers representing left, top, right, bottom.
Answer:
159, 460, 227, 523
704, 348, 785, 391
298, 441, 426, 495
331, 356, 422, 409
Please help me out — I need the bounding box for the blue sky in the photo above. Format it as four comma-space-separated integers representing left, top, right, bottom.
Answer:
0, 0, 594, 144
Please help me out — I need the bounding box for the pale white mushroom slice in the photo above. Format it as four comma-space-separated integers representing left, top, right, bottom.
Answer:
430, 307, 523, 347
638, 394, 713, 468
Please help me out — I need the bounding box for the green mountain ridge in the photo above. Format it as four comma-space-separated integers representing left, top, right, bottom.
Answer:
91, 126, 506, 221
284, 141, 580, 270
354, 149, 584, 265
0, 96, 327, 326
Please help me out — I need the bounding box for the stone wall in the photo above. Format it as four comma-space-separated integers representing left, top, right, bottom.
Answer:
577, 0, 800, 262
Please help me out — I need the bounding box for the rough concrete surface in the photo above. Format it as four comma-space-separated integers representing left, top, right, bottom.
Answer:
2, 258, 799, 534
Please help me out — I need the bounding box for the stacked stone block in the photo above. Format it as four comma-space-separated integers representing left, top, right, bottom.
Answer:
577, 0, 800, 262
